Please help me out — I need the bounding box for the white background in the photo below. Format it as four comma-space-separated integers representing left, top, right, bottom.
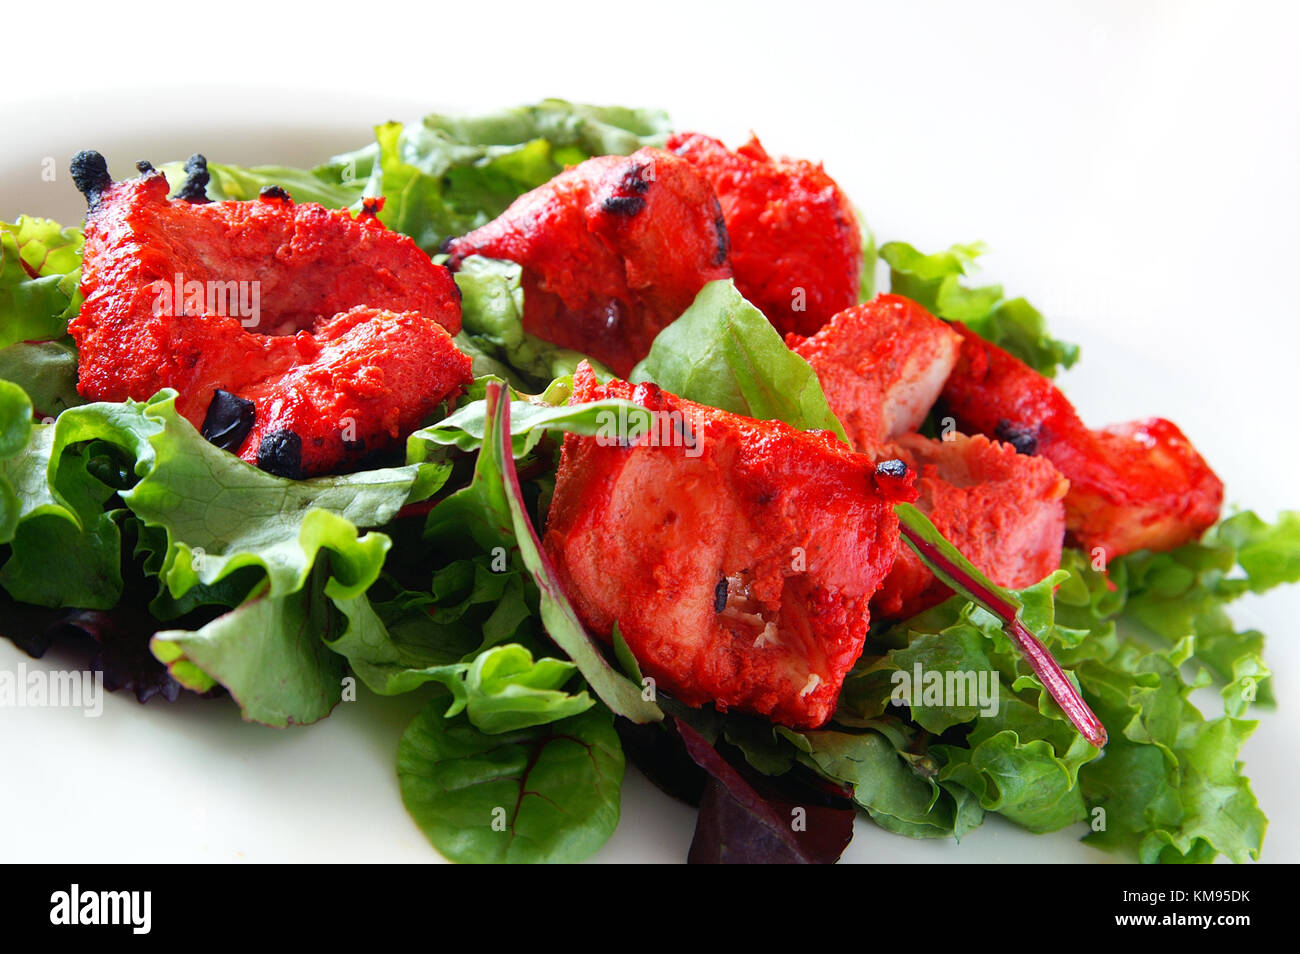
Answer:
1, 0, 1297, 863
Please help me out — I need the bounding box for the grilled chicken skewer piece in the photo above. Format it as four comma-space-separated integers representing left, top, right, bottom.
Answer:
793, 294, 1069, 616
789, 294, 961, 458
543, 363, 915, 728
875, 433, 1069, 618
940, 322, 1223, 561
669, 132, 864, 337
69, 151, 471, 478
444, 148, 731, 377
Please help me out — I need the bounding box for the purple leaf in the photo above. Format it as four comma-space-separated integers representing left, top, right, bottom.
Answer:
2, 594, 204, 704
48, 609, 184, 703
676, 717, 855, 864
616, 716, 707, 807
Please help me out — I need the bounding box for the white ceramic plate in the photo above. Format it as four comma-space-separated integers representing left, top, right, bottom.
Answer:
2, 88, 1296, 864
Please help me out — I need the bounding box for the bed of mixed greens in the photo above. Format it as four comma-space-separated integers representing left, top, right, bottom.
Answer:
1, 100, 1296, 864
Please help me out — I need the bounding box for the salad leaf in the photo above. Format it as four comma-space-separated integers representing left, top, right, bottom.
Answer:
486, 384, 663, 724
411, 389, 651, 458
0, 340, 83, 421
1113, 510, 1300, 703
396, 643, 595, 735
152, 564, 352, 726
0, 382, 466, 726
452, 255, 611, 389
0, 219, 85, 430
1072, 637, 1266, 863
847, 527, 1283, 861
0, 380, 33, 543
397, 703, 623, 863
1214, 510, 1300, 592
116, 392, 445, 601
826, 563, 1107, 841
631, 279, 848, 440
723, 716, 799, 777
0, 217, 84, 351
880, 240, 1078, 377
154, 159, 364, 209
363, 99, 670, 254
797, 724, 977, 839
0, 589, 187, 703
937, 731, 1090, 834
412, 381, 660, 723
1, 389, 448, 610
858, 217, 878, 302
0, 413, 132, 607
878, 621, 1000, 734
324, 560, 536, 695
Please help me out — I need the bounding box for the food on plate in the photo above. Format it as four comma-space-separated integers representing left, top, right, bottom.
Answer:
443, 147, 731, 377
68, 151, 471, 477
939, 321, 1224, 560
669, 132, 863, 337
543, 363, 915, 728
2, 100, 1292, 867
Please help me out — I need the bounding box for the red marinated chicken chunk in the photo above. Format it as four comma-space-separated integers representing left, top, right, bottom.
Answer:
940, 322, 1223, 561
443, 147, 731, 377
669, 132, 863, 337
544, 363, 915, 728
873, 433, 1069, 618
789, 294, 961, 457
790, 294, 1067, 617
68, 152, 472, 478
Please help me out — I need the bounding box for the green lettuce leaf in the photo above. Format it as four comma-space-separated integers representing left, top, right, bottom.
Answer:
0, 340, 83, 420
1073, 637, 1266, 863
847, 525, 1284, 862
795, 721, 983, 840
151, 559, 356, 726
722, 715, 799, 777
0, 384, 464, 722
834, 568, 1100, 838
118, 392, 447, 600
1115, 510, 1300, 704
858, 217, 878, 302
0, 217, 84, 351
411, 389, 651, 457
631, 279, 848, 439
397, 703, 623, 863
452, 255, 611, 389
0, 407, 138, 607
365, 642, 595, 735
154, 159, 364, 209
880, 240, 1078, 377
363, 99, 670, 254
324, 559, 536, 694
0, 380, 34, 543
405, 380, 660, 722
484, 384, 662, 723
